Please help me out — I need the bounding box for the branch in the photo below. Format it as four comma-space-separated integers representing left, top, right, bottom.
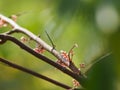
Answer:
0, 14, 87, 87
0, 57, 72, 89
0, 14, 80, 75
0, 34, 86, 86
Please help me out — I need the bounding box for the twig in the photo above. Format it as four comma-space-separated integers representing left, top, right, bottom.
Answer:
68, 44, 78, 60
67, 44, 80, 74
0, 14, 86, 87
0, 57, 72, 89
0, 34, 86, 86
0, 14, 80, 74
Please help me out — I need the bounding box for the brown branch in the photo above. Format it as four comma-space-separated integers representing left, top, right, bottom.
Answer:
0, 14, 80, 74
0, 34, 86, 87
0, 57, 72, 89
0, 14, 87, 87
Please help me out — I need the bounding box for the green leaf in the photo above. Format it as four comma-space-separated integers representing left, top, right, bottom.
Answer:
84, 53, 116, 90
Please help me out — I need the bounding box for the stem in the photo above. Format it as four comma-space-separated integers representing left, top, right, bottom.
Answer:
0, 34, 86, 85
0, 14, 80, 74
0, 57, 72, 89
0, 14, 87, 87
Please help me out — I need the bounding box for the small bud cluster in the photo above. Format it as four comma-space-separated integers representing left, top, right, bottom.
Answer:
80, 63, 85, 68
33, 45, 45, 54
56, 44, 78, 68
0, 18, 7, 28
72, 79, 80, 88
20, 36, 45, 54
20, 36, 28, 43
11, 15, 17, 22
56, 50, 71, 68
0, 14, 18, 28
33, 41, 45, 54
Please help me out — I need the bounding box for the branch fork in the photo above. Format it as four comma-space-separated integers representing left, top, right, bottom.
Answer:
0, 14, 86, 89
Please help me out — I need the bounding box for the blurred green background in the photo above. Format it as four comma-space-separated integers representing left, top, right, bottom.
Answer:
0, 0, 120, 90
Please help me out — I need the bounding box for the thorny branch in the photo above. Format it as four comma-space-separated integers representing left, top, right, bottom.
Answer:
0, 57, 72, 89
0, 14, 80, 74
0, 34, 85, 81
0, 14, 86, 87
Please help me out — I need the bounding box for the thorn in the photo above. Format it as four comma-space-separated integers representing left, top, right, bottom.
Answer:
45, 30, 56, 50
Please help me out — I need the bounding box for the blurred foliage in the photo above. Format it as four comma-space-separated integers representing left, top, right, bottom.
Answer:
85, 53, 116, 90
0, 0, 120, 90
